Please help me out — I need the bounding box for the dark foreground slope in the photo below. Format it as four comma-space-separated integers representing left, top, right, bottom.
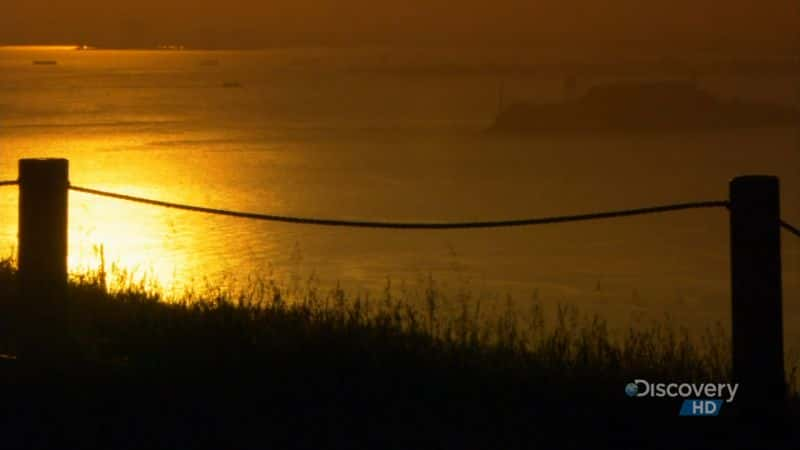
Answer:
3, 359, 798, 450
1, 261, 798, 449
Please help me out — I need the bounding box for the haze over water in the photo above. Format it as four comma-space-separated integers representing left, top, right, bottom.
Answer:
1, 45, 798, 339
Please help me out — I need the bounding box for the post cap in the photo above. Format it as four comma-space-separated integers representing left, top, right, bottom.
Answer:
18, 159, 69, 186
730, 175, 779, 184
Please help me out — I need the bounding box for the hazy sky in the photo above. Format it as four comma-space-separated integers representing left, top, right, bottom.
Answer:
3, 0, 799, 51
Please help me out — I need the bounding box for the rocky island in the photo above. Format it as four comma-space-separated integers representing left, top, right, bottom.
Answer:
488, 80, 799, 134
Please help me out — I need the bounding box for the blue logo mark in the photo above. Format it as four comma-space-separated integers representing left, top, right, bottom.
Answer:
625, 383, 639, 397
679, 399, 723, 416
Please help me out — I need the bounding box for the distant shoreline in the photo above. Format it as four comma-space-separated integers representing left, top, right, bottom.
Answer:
4, 45, 799, 78
1, 38, 798, 54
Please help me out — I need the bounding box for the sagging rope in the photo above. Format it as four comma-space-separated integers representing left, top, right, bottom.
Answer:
69, 184, 730, 230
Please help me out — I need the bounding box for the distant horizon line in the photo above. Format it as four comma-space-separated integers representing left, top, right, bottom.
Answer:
2, 44, 798, 64
1, 37, 798, 54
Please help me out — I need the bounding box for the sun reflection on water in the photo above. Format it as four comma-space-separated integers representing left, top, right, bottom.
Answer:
68, 189, 192, 296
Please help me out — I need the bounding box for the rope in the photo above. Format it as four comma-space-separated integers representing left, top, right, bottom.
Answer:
0, 180, 18, 187
69, 184, 730, 229
782, 220, 800, 238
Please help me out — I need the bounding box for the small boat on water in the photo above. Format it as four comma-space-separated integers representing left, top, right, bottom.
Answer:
32, 60, 58, 65
488, 80, 799, 134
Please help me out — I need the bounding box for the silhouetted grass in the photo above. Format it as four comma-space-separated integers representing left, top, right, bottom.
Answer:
0, 257, 798, 448
0, 257, 734, 381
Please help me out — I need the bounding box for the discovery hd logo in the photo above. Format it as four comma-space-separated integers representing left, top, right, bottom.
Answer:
625, 379, 739, 416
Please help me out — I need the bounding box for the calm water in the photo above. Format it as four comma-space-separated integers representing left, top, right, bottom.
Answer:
1, 46, 799, 337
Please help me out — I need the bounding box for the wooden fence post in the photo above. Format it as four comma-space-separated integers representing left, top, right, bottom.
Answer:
729, 175, 785, 412
17, 158, 69, 363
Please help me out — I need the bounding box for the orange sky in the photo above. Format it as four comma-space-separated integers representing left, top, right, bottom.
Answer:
3, 0, 799, 50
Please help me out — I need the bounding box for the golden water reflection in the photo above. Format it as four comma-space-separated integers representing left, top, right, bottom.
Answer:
0, 134, 288, 299
0, 46, 798, 344
69, 191, 193, 295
